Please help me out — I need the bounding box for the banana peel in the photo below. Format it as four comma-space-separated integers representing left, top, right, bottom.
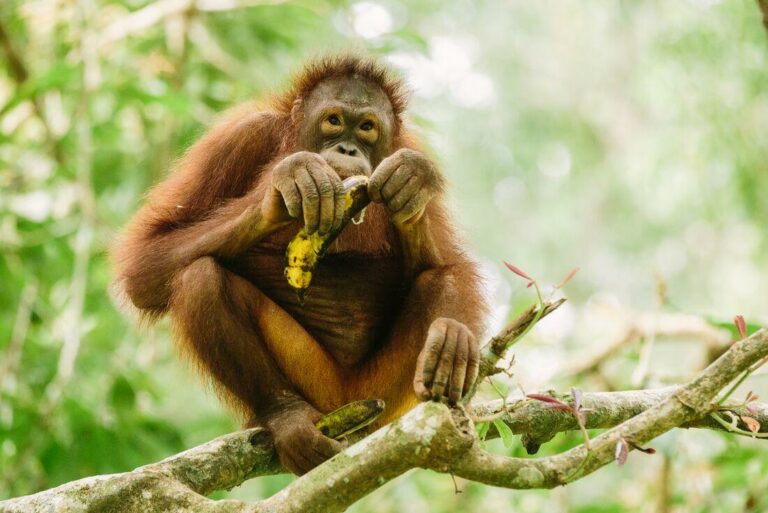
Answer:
284, 175, 370, 301
315, 399, 385, 439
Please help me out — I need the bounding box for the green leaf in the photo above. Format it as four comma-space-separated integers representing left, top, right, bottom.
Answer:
493, 419, 515, 449
109, 376, 136, 412
0, 62, 79, 115
476, 421, 490, 440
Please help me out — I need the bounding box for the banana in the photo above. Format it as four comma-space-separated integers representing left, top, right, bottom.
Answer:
315, 399, 385, 439
284, 175, 370, 301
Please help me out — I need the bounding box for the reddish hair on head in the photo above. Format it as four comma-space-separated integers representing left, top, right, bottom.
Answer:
271, 54, 410, 126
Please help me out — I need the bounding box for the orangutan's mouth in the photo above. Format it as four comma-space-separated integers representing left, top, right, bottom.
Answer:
321, 152, 372, 179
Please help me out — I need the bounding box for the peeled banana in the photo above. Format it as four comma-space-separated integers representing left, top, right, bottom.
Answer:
284, 175, 370, 300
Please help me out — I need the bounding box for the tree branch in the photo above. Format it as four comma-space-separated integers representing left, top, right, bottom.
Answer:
3, 318, 766, 512
0, 429, 273, 512
463, 298, 565, 403
557, 311, 730, 380
473, 387, 768, 452
449, 328, 768, 489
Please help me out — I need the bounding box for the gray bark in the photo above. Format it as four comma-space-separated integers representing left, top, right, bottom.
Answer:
2, 299, 765, 513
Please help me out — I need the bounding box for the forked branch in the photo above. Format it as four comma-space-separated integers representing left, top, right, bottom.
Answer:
3, 304, 766, 513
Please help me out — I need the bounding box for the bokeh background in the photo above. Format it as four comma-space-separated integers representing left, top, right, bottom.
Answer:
1, 1, 767, 511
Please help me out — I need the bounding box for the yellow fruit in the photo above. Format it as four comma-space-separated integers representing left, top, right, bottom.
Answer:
284, 175, 370, 300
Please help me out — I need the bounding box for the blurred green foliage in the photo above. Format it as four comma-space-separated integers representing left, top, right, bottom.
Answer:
1, 1, 767, 511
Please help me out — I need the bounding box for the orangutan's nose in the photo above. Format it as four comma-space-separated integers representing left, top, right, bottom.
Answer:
335, 143, 358, 157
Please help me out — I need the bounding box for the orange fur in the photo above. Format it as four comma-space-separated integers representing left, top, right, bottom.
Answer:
112, 55, 488, 431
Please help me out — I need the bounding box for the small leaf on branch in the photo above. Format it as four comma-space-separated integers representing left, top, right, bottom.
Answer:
528, 393, 577, 414
476, 422, 490, 441
556, 267, 580, 288
734, 315, 748, 340
745, 391, 759, 415
493, 419, 516, 449
571, 387, 587, 424
615, 438, 629, 466
740, 415, 761, 434
504, 261, 534, 283
526, 393, 565, 405
571, 387, 583, 412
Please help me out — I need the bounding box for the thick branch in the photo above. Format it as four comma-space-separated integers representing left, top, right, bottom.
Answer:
258, 402, 472, 513
449, 328, 768, 488
0, 429, 276, 512
0, 298, 559, 511
473, 387, 768, 451
140, 429, 281, 495
3, 306, 764, 512
6, 369, 767, 511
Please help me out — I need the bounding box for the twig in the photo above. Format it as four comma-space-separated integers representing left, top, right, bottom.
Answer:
631, 331, 655, 386
559, 328, 640, 379
717, 356, 768, 406
559, 312, 730, 380
709, 411, 768, 438
463, 297, 565, 404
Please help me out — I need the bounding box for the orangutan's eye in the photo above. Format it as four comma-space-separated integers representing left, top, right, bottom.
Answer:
360, 121, 374, 131
328, 114, 341, 126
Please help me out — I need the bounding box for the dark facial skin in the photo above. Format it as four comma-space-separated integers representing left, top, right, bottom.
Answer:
265, 76, 447, 236
297, 75, 395, 177
263, 76, 398, 235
